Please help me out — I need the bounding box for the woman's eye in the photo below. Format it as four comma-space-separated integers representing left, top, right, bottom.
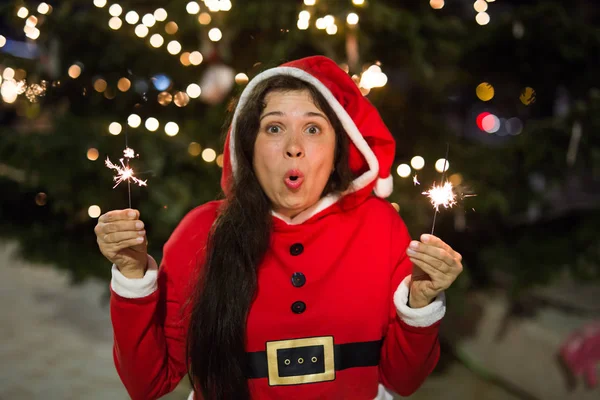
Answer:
267, 125, 281, 134
306, 126, 320, 134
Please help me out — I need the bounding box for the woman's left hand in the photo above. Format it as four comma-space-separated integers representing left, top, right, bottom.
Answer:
406, 234, 463, 308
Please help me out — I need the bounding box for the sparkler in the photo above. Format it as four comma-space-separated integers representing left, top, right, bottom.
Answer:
105, 128, 147, 208
423, 143, 455, 235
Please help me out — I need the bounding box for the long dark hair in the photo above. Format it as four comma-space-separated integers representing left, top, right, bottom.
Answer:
186, 75, 354, 399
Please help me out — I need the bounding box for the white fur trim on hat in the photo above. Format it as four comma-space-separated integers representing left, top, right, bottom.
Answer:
229, 66, 383, 224
393, 275, 446, 327
373, 175, 393, 198
110, 255, 158, 299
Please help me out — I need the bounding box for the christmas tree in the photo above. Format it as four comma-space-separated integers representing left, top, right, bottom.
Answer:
0, 0, 598, 296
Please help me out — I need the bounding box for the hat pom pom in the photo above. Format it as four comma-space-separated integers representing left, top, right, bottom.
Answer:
373, 175, 393, 198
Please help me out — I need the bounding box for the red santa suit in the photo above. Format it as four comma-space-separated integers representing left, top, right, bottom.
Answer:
109, 56, 446, 400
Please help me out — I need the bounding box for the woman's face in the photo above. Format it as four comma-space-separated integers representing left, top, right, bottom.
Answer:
253, 89, 336, 219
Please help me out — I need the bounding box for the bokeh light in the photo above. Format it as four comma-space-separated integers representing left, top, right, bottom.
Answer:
208, 28, 223, 42
352, 0, 365, 5
68, 64, 82, 79
476, 12, 490, 25
198, 13, 212, 25
435, 158, 450, 173
157, 91, 173, 106
506, 117, 523, 135
173, 91, 190, 107
93, 0, 107, 7
216, 154, 224, 168
397, 164, 411, 178
449, 173, 463, 186
142, 13, 156, 27
26, 16, 38, 27
202, 148, 217, 162
476, 82, 494, 101
108, 17, 122, 30
167, 41, 182, 55
0, 35, 6, 48
145, 117, 159, 131
150, 34, 164, 48
117, 77, 131, 92
189, 51, 203, 65
391, 202, 400, 212
187, 1, 200, 14
235, 73, 249, 85
482, 114, 500, 133
304, 0, 316, 5
88, 205, 102, 219
125, 11, 139, 24
326, 24, 338, 35
108, 4, 122, 17
180, 52, 191, 66
154, 8, 168, 21
188, 142, 201, 156
474, 0, 488, 13
35, 192, 47, 206
520, 87, 536, 105
128, 114, 141, 128
108, 122, 122, 135
297, 19, 309, 30
135, 24, 149, 37
430, 0, 445, 9
3, 67, 15, 80
347, 13, 359, 25
17, 7, 29, 19
410, 156, 425, 170
87, 148, 99, 161
93, 78, 107, 92
152, 74, 171, 91
476, 112, 490, 131
186, 83, 201, 98
165, 21, 178, 34
165, 122, 179, 136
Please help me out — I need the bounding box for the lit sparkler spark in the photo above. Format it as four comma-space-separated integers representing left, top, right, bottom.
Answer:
413, 174, 420, 186
123, 147, 135, 159
422, 181, 457, 211
105, 156, 147, 189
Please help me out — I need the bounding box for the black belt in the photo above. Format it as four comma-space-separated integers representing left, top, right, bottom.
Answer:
246, 337, 382, 385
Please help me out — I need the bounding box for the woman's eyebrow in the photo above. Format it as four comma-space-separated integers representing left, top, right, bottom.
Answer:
259, 111, 328, 121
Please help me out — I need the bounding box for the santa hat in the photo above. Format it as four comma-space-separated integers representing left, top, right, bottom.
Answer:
220, 56, 396, 214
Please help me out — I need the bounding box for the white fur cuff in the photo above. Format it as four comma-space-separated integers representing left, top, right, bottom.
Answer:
110, 255, 159, 299
393, 275, 446, 328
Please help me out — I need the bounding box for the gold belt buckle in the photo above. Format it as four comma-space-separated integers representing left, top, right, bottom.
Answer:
266, 336, 335, 386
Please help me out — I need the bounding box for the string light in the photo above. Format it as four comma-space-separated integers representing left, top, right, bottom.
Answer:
411, 156, 425, 170
352, 0, 365, 5
150, 34, 164, 48
109, 122, 122, 135
145, 117, 159, 131
304, 0, 316, 5
142, 13, 156, 27
347, 13, 359, 25
127, 114, 141, 128
135, 24, 149, 37
68, 64, 82, 79
167, 40, 182, 55
189, 51, 203, 65
165, 122, 179, 136
117, 77, 131, 91
93, 78, 107, 92
17, 7, 29, 19
476, 82, 494, 101
87, 148, 100, 161
188, 142, 201, 156
157, 91, 173, 106
93, 0, 107, 8
430, 0, 445, 9
298, 19, 309, 30
208, 28, 222, 42
25, 27, 41, 40
125, 11, 139, 24
0, 35, 6, 48
202, 148, 217, 162
165, 21, 178, 34
474, 0, 488, 13
3, 68, 15, 80
216, 154, 224, 168
235, 73, 249, 85
173, 91, 190, 107
476, 12, 490, 25
108, 17, 123, 30
88, 205, 102, 218
198, 12, 211, 25
316, 18, 327, 29
435, 158, 450, 173
26, 16, 38, 27
326, 24, 338, 35
186, 1, 200, 14
180, 52, 191, 66
154, 8, 168, 21
397, 164, 411, 178
186, 83, 201, 98
108, 4, 122, 17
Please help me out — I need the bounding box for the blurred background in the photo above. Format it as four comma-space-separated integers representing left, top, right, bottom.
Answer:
0, 0, 599, 399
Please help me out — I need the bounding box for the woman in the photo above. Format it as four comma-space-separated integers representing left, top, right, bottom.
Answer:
95, 56, 463, 400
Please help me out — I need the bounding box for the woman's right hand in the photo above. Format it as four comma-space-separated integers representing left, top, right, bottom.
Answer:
95, 209, 148, 279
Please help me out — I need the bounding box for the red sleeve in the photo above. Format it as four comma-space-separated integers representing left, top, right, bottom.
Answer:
378, 211, 443, 396
109, 201, 220, 400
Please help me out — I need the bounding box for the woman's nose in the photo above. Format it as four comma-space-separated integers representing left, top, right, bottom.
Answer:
285, 136, 304, 158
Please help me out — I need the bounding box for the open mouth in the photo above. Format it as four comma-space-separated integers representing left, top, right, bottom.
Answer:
284, 170, 304, 190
